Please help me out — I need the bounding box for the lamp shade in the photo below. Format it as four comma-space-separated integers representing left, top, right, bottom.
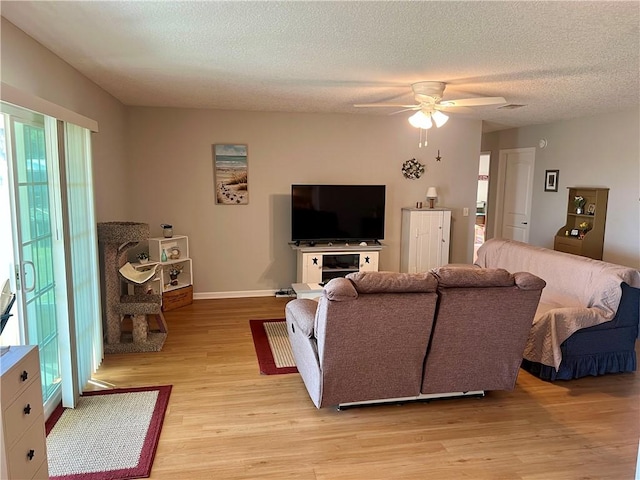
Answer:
431, 110, 449, 128
408, 110, 433, 129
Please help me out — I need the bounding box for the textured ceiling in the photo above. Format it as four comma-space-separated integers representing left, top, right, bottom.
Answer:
2, 1, 639, 132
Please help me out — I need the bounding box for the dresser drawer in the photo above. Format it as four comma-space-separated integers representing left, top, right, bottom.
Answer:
6, 414, 47, 480
3, 378, 44, 440
554, 237, 582, 256
0, 346, 40, 406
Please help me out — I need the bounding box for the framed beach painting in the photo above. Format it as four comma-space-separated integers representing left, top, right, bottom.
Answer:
213, 144, 248, 205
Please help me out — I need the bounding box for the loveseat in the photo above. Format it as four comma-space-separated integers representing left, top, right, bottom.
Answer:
285, 267, 545, 408
476, 238, 640, 380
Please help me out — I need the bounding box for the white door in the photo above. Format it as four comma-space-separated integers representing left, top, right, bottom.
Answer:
496, 148, 535, 242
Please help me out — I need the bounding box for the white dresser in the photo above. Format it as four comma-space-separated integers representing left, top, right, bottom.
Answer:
1, 345, 49, 480
400, 207, 452, 273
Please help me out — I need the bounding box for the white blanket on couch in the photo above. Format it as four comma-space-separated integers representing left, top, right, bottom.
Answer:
476, 239, 640, 369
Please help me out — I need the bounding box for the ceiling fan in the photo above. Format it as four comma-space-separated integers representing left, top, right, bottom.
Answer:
354, 81, 507, 130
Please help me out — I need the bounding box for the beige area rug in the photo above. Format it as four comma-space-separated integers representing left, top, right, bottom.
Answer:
45, 385, 171, 480
264, 321, 296, 368
250, 319, 298, 374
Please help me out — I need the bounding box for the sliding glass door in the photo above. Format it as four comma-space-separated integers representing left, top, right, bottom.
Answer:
2, 100, 102, 414
8, 111, 64, 405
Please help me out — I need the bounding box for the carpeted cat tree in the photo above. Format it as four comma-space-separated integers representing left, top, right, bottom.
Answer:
97, 222, 167, 354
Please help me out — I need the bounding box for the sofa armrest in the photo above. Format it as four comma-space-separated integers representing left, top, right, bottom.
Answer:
514, 271, 546, 291
324, 277, 358, 300
285, 299, 318, 338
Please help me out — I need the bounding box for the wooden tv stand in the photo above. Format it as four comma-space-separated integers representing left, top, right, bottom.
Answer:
290, 243, 383, 284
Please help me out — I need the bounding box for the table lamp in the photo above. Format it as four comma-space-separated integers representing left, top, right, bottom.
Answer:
426, 187, 438, 209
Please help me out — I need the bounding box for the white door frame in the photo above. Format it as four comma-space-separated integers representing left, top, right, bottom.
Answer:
494, 147, 536, 241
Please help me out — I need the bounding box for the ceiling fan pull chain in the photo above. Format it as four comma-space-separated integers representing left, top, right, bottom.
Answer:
419, 128, 428, 148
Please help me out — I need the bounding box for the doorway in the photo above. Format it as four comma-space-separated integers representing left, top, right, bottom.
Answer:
474, 152, 490, 260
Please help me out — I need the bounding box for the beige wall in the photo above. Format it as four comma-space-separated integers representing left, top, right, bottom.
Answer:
482, 107, 640, 268
127, 107, 483, 296
2, 17, 484, 297
8, 15, 636, 297
1, 18, 129, 221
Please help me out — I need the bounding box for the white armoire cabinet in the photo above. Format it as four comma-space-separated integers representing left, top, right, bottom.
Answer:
400, 207, 452, 273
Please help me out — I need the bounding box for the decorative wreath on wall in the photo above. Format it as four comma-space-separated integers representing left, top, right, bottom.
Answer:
402, 158, 425, 179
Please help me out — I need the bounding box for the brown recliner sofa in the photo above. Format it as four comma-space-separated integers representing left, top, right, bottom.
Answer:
285, 267, 546, 408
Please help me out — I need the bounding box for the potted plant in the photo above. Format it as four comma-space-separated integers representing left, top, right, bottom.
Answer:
574, 195, 586, 214
168, 265, 183, 286
137, 252, 150, 264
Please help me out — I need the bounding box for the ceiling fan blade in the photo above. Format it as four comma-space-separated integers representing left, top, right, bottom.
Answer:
388, 107, 420, 115
434, 104, 473, 114
354, 103, 419, 108
439, 97, 507, 107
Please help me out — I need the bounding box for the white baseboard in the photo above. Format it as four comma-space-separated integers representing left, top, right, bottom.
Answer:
193, 289, 280, 300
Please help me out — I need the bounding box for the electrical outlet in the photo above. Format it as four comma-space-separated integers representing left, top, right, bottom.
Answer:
463, 207, 469, 216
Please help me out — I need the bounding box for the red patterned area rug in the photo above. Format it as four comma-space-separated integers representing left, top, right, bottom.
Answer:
45, 385, 172, 480
250, 319, 298, 375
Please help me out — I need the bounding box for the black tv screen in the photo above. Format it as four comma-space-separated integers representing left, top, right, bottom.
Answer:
291, 185, 386, 242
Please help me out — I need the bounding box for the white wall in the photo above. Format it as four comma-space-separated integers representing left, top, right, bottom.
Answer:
126, 107, 483, 295
1, 18, 129, 222
482, 108, 640, 268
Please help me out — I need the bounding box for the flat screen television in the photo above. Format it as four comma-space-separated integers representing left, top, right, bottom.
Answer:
291, 184, 386, 243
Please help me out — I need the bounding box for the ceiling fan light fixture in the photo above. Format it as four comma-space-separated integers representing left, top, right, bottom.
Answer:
356, 81, 507, 132
431, 110, 449, 128
408, 110, 432, 129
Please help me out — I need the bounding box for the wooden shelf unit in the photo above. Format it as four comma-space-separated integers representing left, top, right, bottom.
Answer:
131, 235, 194, 310
554, 187, 608, 260
146, 236, 193, 294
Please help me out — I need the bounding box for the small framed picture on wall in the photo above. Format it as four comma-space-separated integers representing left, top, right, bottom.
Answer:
544, 169, 559, 192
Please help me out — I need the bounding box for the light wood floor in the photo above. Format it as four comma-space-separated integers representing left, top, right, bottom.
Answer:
89, 297, 640, 480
